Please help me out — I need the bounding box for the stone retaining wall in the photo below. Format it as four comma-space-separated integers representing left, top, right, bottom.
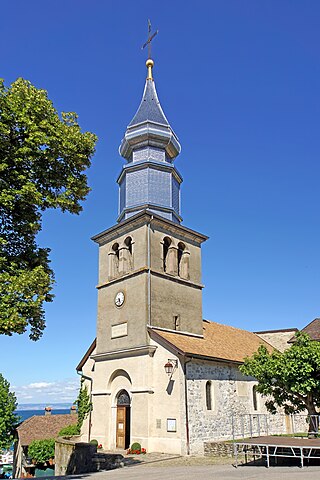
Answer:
55, 438, 123, 475
204, 441, 235, 457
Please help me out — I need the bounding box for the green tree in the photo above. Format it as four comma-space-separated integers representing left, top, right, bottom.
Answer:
58, 424, 80, 437
0, 78, 97, 340
28, 438, 55, 464
240, 332, 320, 432
76, 379, 91, 431
0, 373, 19, 450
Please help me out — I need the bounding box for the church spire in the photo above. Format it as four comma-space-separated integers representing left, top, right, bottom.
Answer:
117, 37, 182, 224
119, 58, 181, 159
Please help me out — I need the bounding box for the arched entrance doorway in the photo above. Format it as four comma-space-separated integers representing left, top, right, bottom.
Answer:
116, 390, 131, 449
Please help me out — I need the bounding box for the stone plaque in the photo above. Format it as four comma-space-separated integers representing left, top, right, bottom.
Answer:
111, 322, 128, 339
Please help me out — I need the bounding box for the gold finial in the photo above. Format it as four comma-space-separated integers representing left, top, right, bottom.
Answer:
146, 58, 154, 80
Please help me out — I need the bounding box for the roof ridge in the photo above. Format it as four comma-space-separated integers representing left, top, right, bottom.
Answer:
152, 319, 274, 364
17, 415, 37, 429
204, 319, 260, 336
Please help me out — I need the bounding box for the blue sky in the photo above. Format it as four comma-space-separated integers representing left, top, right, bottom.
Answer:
1, 0, 320, 404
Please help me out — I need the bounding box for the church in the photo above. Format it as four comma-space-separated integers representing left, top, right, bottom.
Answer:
76, 57, 284, 456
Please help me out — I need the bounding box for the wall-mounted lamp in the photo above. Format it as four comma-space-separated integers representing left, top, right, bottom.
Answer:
164, 359, 178, 376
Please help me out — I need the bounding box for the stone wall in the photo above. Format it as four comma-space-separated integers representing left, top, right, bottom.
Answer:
55, 438, 96, 476
256, 330, 296, 352
185, 360, 309, 455
55, 438, 123, 476
204, 441, 235, 457
186, 360, 260, 454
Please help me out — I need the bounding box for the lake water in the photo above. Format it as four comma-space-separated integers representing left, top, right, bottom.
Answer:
16, 409, 70, 422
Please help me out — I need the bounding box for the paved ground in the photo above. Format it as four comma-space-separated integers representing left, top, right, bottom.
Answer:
54, 464, 320, 480
48, 454, 320, 480
36, 452, 320, 480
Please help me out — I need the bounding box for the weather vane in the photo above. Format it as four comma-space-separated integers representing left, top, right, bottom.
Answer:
141, 19, 158, 59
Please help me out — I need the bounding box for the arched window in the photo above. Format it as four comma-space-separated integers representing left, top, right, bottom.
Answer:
253, 386, 258, 411
163, 237, 171, 272
117, 389, 131, 406
124, 236, 133, 255
108, 242, 120, 279
121, 236, 133, 273
177, 242, 190, 279
112, 242, 120, 259
177, 242, 185, 276
206, 381, 213, 411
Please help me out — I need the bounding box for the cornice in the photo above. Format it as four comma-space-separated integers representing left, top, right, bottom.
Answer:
96, 267, 204, 290
116, 160, 183, 185
91, 387, 154, 396
120, 121, 181, 160
91, 345, 157, 361
92, 210, 208, 246
117, 203, 182, 224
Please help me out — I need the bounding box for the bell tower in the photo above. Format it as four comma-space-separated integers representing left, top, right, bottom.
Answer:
93, 59, 208, 356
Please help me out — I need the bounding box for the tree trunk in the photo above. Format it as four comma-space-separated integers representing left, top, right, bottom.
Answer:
306, 401, 319, 438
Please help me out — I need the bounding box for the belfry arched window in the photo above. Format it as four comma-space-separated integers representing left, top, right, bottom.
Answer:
177, 242, 190, 279
122, 236, 133, 272
112, 242, 120, 259
124, 236, 133, 255
108, 242, 120, 279
163, 237, 172, 272
177, 242, 185, 276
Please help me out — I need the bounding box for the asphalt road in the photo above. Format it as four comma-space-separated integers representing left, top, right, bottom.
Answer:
52, 464, 320, 480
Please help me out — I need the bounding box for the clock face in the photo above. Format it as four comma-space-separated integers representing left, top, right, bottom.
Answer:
115, 291, 125, 307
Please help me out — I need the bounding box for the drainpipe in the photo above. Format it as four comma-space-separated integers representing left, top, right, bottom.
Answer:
77, 370, 93, 442
184, 356, 192, 455
147, 215, 153, 326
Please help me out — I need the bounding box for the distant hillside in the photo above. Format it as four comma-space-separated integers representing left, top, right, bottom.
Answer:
17, 403, 72, 411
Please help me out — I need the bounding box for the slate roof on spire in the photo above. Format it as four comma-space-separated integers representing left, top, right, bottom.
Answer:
128, 79, 170, 127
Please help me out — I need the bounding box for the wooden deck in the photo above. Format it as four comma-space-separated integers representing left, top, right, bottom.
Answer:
237, 435, 320, 447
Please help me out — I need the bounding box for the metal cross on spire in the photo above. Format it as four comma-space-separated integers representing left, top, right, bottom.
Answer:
141, 19, 158, 59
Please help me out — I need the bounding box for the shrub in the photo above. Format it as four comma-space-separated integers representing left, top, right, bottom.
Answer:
130, 442, 141, 451
90, 439, 98, 446
28, 439, 55, 464
127, 443, 146, 455
58, 424, 80, 437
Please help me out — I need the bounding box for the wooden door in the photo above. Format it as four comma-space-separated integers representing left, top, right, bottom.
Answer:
116, 406, 126, 449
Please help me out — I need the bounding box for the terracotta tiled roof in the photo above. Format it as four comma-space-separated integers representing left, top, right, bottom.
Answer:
288, 318, 320, 343
151, 320, 273, 364
16, 414, 78, 446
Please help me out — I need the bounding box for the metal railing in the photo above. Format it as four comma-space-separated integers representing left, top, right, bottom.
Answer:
232, 414, 269, 440
232, 414, 320, 440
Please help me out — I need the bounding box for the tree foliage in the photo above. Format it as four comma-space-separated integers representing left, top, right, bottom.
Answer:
58, 423, 80, 437
28, 438, 55, 463
0, 78, 97, 340
240, 332, 320, 418
0, 373, 19, 450
76, 379, 91, 431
